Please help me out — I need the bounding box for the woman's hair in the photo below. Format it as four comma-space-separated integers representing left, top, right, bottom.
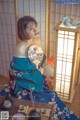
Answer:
18, 16, 37, 40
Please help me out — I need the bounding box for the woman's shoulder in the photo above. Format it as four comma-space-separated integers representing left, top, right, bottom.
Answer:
14, 41, 29, 56
17, 41, 28, 46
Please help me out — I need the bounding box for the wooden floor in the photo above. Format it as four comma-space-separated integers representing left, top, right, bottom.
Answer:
0, 75, 9, 90
0, 75, 80, 118
65, 85, 80, 118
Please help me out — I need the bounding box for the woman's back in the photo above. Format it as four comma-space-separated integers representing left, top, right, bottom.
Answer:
14, 37, 41, 57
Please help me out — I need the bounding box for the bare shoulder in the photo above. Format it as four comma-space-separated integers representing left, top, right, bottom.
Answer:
17, 41, 28, 46
16, 41, 30, 50
14, 41, 29, 56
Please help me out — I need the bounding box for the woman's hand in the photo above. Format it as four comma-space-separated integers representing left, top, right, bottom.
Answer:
38, 67, 44, 74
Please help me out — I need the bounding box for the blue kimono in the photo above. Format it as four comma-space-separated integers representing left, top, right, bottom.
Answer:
0, 56, 79, 120
9, 56, 44, 93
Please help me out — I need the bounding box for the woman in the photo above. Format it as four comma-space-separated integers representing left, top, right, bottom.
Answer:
9, 16, 46, 93
0, 16, 79, 120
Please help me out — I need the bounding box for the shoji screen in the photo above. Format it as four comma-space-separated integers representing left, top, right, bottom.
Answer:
49, 0, 80, 57
0, 0, 16, 77
0, 0, 48, 77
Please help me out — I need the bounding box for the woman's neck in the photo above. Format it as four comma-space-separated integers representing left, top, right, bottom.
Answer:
26, 38, 34, 44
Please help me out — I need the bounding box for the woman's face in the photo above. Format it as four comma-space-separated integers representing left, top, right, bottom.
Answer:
25, 22, 38, 39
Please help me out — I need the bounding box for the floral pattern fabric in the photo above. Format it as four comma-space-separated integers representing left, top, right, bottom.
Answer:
0, 81, 79, 120
0, 56, 79, 120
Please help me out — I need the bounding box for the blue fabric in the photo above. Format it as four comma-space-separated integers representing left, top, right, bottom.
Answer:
0, 84, 79, 120
0, 56, 79, 120
9, 56, 44, 92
